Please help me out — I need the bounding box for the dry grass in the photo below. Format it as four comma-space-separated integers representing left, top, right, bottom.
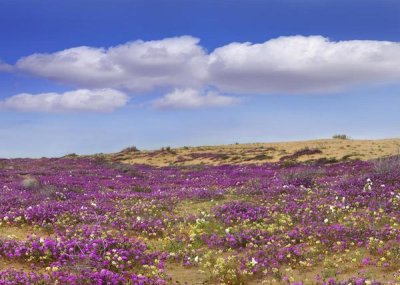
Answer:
166, 264, 208, 285
0, 259, 34, 272
0, 225, 53, 240
0, 226, 50, 274
166, 252, 399, 285
102, 138, 400, 167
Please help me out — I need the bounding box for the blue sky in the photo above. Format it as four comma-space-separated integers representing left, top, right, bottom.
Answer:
0, 0, 399, 157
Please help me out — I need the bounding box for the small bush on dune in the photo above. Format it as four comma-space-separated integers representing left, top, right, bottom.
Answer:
373, 155, 400, 175
312, 157, 339, 165
280, 166, 325, 187
253, 154, 273, 160
280, 159, 297, 168
21, 176, 40, 189
332, 134, 350, 140
92, 154, 107, 164
161, 146, 176, 154
216, 153, 230, 160
63, 153, 78, 158
280, 147, 322, 161
121, 146, 140, 153
131, 185, 152, 193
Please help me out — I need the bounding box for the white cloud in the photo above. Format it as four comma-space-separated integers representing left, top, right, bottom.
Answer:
0, 61, 13, 72
208, 35, 400, 93
16, 36, 207, 92
151, 88, 238, 109
3, 35, 400, 112
13, 35, 400, 96
0, 88, 128, 113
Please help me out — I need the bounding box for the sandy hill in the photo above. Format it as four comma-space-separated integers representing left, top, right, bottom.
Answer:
92, 138, 400, 167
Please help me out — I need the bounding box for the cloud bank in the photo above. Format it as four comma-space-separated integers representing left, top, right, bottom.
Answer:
208, 35, 400, 93
16, 36, 207, 92
0, 89, 128, 113
3, 35, 400, 112
15, 35, 400, 94
151, 88, 239, 109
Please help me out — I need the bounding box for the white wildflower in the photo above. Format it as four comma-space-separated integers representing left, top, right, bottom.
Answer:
363, 178, 373, 192
250, 257, 258, 266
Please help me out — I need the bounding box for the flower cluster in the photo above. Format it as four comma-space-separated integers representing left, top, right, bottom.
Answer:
0, 157, 399, 283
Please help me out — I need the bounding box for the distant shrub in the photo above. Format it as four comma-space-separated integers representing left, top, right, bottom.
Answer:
332, 134, 350, 140
161, 146, 176, 155
341, 154, 357, 161
312, 157, 339, 165
0, 160, 7, 169
92, 154, 108, 164
64, 153, 78, 158
22, 176, 40, 189
280, 160, 297, 168
217, 153, 230, 160
373, 155, 400, 175
131, 185, 152, 193
121, 146, 139, 153
280, 147, 322, 161
304, 157, 339, 165
112, 163, 143, 177
281, 167, 325, 187
253, 154, 273, 160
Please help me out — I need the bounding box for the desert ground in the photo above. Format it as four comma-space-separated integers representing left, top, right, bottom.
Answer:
1, 137, 400, 284
105, 138, 400, 166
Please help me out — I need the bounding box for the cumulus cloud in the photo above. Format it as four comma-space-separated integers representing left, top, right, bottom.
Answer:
151, 88, 239, 109
13, 35, 400, 96
0, 89, 128, 113
16, 36, 207, 92
3, 35, 400, 111
209, 35, 400, 93
0, 61, 13, 72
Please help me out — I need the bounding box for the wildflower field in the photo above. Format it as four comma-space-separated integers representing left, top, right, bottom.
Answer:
0, 153, 400, 284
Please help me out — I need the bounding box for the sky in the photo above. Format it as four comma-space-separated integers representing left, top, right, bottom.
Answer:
0, 0, 399, 158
